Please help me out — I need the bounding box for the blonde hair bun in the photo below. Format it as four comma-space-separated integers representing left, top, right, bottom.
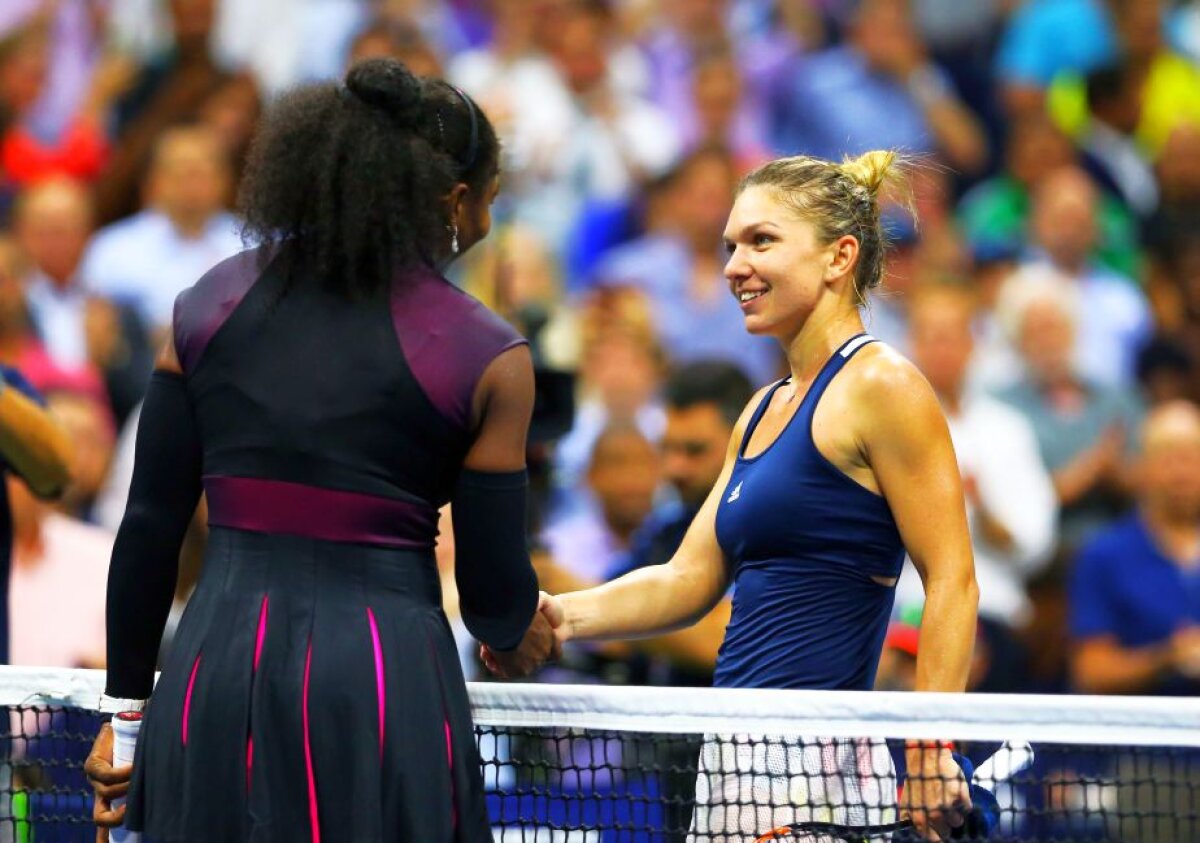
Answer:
839, 150, 898, 196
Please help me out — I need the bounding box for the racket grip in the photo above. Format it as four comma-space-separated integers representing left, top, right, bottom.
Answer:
110, 712, 142, 843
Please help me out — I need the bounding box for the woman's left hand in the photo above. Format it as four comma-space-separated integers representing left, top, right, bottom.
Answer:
84, 722, 133, 839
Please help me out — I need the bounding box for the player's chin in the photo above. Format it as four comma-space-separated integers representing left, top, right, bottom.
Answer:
741, 313, 776, 336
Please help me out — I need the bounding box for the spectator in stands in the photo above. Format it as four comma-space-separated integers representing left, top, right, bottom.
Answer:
1016, 166, 1151, 388
519, 0, 681, 253
1140, 127, 1200, 339
688, 50, 770, 172
44, 386, 115, 522
772, 0, 987, 175
94, 0, 231, 224
897, 284, 1057, 690
537, 422, 661, 685
542, 422, 662, 591
994, 275, 1141, 551
14, 178, 153, 427
80, 125, 242, 334
606, 360, 753, 685
0, 238, 73, 664
448, 0, 575, 192
957, 114, 1139, 279
551, 292, 666, 515
640, 0, 733, 137
639, 0, 784, 164
0, 0, 105, 143
0, 18, 111, 188
1140, 230, 1200, 404
0, 236, 83, 390
1146, 125, 1200, 254
346, 18, 443, 77
592, 146, 779, 383
1077, 64, 1159, 219
196, 73, 262, 194
1049, 0, 1200, 160
994, 0, 1116, 116
1070, 400, 1200, 695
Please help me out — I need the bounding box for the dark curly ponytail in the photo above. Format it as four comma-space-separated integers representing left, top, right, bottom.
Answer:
238, 59, 500, 297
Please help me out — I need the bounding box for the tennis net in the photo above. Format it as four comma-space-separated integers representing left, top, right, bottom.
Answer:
2, 666, 1200, 842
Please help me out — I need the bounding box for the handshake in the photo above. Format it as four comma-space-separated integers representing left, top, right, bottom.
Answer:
480, 592, 568, 679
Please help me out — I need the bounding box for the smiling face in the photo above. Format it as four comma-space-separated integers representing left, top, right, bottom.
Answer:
722, 184, 857, 339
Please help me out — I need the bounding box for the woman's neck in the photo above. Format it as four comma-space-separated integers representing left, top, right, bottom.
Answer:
781, 301, 865, 384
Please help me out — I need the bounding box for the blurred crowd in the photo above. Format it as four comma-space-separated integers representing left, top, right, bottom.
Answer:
2, 0, 1200, 702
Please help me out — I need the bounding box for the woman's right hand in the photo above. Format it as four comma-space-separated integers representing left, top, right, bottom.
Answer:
84, 721, 133, 842
538, 591, 568, 644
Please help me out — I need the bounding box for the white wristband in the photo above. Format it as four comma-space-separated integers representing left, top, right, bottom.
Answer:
98, 694, 148, 714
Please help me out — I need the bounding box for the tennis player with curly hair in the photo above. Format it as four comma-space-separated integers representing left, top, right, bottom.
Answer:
85, 58, 557, 842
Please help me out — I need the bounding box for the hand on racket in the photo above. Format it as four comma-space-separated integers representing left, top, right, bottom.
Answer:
480, 592, 563, 678
85, 721, 132, 841
901, 745, 972, 841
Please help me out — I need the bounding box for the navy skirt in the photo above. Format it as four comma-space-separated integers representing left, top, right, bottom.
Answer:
126, 527, 490, 842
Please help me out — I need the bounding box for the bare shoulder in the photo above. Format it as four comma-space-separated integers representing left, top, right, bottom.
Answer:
843, 343, 946, 440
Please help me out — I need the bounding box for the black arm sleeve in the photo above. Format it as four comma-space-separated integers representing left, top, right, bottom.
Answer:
451, 468, 539, 651
105, 371, 203, 698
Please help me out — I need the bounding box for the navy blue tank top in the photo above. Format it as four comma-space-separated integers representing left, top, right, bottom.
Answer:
714, 334, 905, 690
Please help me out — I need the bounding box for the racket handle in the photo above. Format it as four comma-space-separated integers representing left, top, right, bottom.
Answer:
110, 712, 142, 843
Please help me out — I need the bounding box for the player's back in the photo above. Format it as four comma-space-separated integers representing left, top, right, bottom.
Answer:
173, 246, 525, 550
129, 246, 523, 842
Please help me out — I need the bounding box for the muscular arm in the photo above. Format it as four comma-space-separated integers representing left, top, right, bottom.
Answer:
451, 344, 540, 651
0, 379, 72, 499
105, 343, 202, 699
857, 354, 978, 693
556, 393, 760, 643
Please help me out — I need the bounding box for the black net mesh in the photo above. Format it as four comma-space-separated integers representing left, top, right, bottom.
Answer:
4, 702, 1200, 842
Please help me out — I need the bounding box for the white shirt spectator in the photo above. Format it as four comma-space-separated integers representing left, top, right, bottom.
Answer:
973, 262, 1152, 391
24, 271, 89, 369
895, 392, 1058, 626
9, 512, 113, 668
453, 52, 679, 254
79, 210, 244, 331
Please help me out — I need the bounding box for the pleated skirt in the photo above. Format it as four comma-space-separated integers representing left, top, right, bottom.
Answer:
126, 527, 491, 843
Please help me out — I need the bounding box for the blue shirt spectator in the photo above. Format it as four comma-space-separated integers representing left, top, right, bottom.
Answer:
1069, 513, 1200, 695
769, 0, 987, 175
1069, 402, 1200, 696
995, 0, 1116, 89
772, 45, 942, 161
